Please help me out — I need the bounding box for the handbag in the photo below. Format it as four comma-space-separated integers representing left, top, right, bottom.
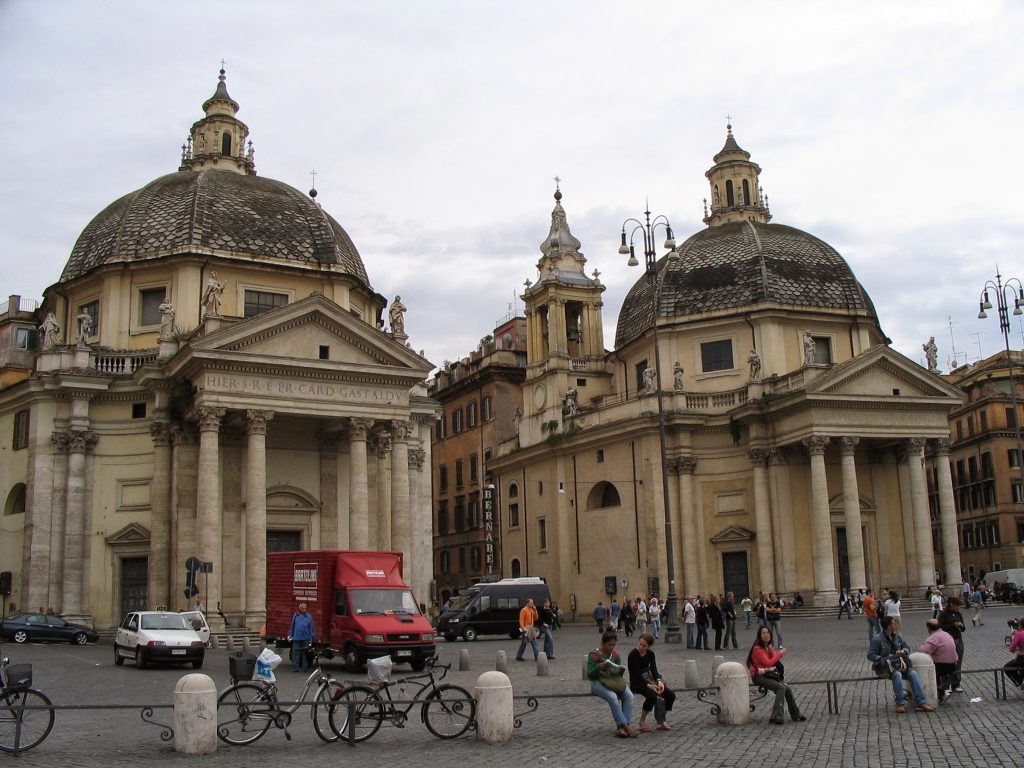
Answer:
885, 655, 910, 674
598, 669, 627, 693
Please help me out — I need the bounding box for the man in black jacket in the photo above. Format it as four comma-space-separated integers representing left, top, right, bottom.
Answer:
938, 596, 967, 693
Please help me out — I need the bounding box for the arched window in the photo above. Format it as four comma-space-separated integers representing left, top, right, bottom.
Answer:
511, 559, 522, 578
221, 131, 232, 155
741, 179, 750, 206
586, 481, 621, 510
725, 180, 735, 207
4, 483, 26, 516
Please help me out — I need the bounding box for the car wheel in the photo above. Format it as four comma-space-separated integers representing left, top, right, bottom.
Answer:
462, 626, 478, 642
12, 630, 28, 644
114, 645, 125, 666
135, 647, 148, 669
345, 647, 362, 672
192, 658, 204, 670
73, 632, 88, 645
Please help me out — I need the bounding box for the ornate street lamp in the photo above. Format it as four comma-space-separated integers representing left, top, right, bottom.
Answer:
977, 269, 1024, 490
619, 205, 682, 642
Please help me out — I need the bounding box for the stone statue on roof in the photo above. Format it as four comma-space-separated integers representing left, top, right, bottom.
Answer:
922, 337, 938, 373
39, 312, 61, 350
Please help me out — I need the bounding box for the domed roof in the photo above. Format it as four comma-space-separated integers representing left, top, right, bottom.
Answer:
61, 169, 368, 285
615, 220, 879, 348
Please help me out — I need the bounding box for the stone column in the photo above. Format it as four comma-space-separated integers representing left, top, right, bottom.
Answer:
171, 424, 199, 605
906, 437, 936, 589
318, 431, 340, 549
748, 449, 775, 594
374, 430, 393, 550
767, 448, 796, 593
933, 439, 962, 587
148, 421, 174, 610
348, 418, 374, 550
62, 429, 97, 620
803, 436, 837, 603
390, 421, 412, 567
408, 446, 428, 599
42, 432, 70, 612
196, 407, 225, 622
839, 437, 867, 592
675, 457, 699, 597
244, 410, 273, 628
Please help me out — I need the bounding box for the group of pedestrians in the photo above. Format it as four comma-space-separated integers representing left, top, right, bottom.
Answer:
682, 593, 742, 650
592, 596, 663, 639
515, 597, 557, 661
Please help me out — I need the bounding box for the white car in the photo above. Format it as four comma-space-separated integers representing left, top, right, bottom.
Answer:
114, 611, 205, 669
180, 610, 212, 647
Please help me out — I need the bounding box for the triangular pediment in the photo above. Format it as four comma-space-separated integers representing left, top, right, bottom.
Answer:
806, 345, 963, 400
106, 522, 151, 545
710, 525, 755, 544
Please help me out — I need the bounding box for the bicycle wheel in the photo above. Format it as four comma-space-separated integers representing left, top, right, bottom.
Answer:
217, 682, 274, 745
327, 684, 384, 742
311, 680, 347, 743
421, 684, 475, 739
0, 688, 55, 753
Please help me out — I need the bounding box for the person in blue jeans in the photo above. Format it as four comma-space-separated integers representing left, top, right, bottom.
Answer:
766, 593, 784, 648
587, 631, 637, 738
288, 602, 316, 672
867, 617, 935, 713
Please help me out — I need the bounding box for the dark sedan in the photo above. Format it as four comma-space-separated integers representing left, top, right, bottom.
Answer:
0, 613, 100, 645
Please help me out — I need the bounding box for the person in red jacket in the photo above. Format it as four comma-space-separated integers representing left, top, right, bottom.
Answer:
747, 625, 807, 725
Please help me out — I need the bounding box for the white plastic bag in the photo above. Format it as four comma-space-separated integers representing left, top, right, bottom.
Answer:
255, 647, 283, 682
367, 655, 393, 684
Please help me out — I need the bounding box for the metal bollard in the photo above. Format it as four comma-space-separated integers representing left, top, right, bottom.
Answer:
496, 649, 508, 673
459, 647, 472, 671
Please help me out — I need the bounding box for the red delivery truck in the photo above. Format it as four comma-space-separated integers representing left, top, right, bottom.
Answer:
266, 550, 436, 672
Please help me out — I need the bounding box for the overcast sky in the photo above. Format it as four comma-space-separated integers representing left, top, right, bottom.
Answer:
2, 1, 1022, 374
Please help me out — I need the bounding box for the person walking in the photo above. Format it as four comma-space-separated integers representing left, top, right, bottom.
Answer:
287, 602, 316, 672
863, 589, 881, 642
765, 593, 784, 648
868, 616, 935, 713
683, 597, 696, 648
695, 598, 710, 650
515, 598, 540, 661
919, 618, 959, 701
622, 600, 635, 637
627, 633, 676, 731
593, 601, 608, 633
741, 595, 753, 629
938, 596, 967, 693
724, 592, 739, 649
930, 588, 944, 619
708, 595, 725, 651
838, 589, 854, 620
635, 597, 649, 636
648, 598, 662, 639
747, 625, 807, 724
587, 631, 637, 738
883, 590, 903, 634
610, 599, 622, 631
970, 586, 986, 626
538, 598, 556, 659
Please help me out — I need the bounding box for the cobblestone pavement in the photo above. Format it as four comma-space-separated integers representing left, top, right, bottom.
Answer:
3, 604, 1022, 767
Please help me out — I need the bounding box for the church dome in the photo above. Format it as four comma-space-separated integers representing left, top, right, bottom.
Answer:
615, 219, 879, 348
61, 169, 368, 285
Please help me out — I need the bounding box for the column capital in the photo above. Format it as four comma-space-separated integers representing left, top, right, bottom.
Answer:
246, 409, 275, 435
196, 406, 226, 432
391, 420, 412, 442
349, 417, 374, 440
409, 448, 426, 471
748, 447, 771, 466
839, 436, 860, 456
169, 422, 197, 447
802, 435, 829, 456
672, 456, 697, 474
52, 429, 72, 453
374, 431, 392, 458
767, 447, 788, 466
67, 430, 98, 453
906, 437, 926, 454
933, 437, 951, 456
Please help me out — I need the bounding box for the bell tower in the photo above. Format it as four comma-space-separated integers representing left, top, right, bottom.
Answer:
703, 123, 771, 227
179, 67, 256, 176
521, 184, 610, 420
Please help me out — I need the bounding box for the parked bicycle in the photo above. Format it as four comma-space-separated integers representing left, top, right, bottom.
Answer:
330, 655, 475, 741
0, 657, 55, 754
217, 647, 345, 745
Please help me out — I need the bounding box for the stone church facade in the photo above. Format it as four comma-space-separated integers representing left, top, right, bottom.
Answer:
490, 129, 965, 610
0, 71, 436, 630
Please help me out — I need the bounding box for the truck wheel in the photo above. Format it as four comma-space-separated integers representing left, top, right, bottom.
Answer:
462, 626, 478, 642
345, 648, 362, 672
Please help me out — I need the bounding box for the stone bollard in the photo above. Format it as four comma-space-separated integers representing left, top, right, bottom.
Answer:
712, 655, 724, 683
459, 648, 472, 671
174, 673, 217, 754
475, 671, 514, 743
496, 649, 508, 673
684, 659, 699, 689
226, 634, 239, 653
714, 662, 751, 725
910, 652, 938, 707
536, 652, 549, 677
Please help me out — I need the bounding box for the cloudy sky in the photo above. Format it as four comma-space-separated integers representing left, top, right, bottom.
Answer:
2, 1, 1022, 373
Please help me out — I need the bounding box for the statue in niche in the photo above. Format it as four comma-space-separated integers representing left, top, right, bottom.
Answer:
39, 312, 61, 349
802, 330, 816, 365
159, 300, 175, 339
76, 312, 93, 346
747, 349, 762, 381
202, 271, 225, 317
642, 365, 657, 393
673, 361, 684, 392
513, 405, 523, 431
389, 295, 407, 335
922, 336, 938, 373
564, 387, 579, 417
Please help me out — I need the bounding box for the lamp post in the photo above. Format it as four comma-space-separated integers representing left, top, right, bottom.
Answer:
977, 269, 1024, 495
619, 205, 682, 643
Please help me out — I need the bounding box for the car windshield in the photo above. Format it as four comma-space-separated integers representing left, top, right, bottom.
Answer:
141, 614, 191, 630
350, 589, 420, 615
447, 592, 477, 611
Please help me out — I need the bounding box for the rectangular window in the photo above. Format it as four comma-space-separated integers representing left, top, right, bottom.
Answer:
956, 421, 963, 441
78, 300, 99, 338
597, 449, 605, 463
1008, 408, 1018, 430
700, 340, 734, 372
538, 518, 547, 550
967, 415, 974, 436
1010, 448, 1021, 469
509, 503, 520, 528
962, 525, 974, 549
436, 415, 447, 441
635, 360, 649, 390
13, 409, 29, 450
243, 289, 287, 318
467, 402, 478, 427
482, 396, 493, 421
439, 465, 448, 493
437, 502, 449, 535
989, 521, 1000, 545
454, 497, 465, 531
458, 547, 466, 573
138, 287, 166, 326
1017, 518, 1024, 542
453, 409, 464, 434
470, 547, 482, 571
455, 459, 464, 488
14, 327, 36, 350
980, 410, 988, 431
812, 336, 833, 365
318, 345, 330, 360
131, 403, 147, 419
981, 452, 994, 478
470, 454, 478, 483
468, 496, 480, 529
1013, 481, 1024, 504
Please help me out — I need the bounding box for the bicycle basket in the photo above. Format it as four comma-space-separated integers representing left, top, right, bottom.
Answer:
367, 655, 393, 684
4, 664, 31, 691
228, 652, 257, 684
